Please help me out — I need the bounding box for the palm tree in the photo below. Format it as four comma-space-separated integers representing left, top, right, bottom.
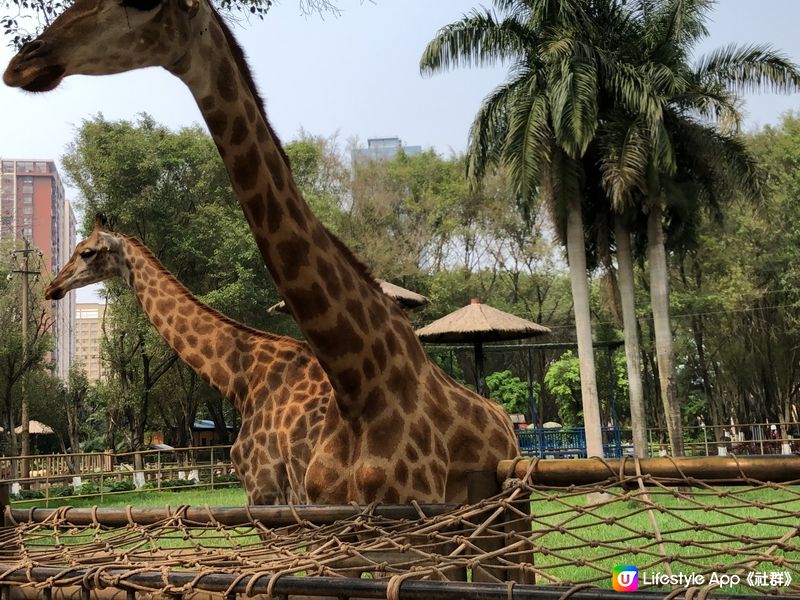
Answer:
420, 0, 666, 457
594, 0, 800, 455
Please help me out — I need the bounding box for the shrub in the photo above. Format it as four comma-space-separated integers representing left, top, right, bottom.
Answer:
77, 482, 99, 495
160, 478, 196, 489
104, 479, 135, 492
15, 489, 45, 500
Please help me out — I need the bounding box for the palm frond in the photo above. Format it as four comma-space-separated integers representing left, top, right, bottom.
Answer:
645, 0, 712, 57
466, 69, 535, 183
502, 85, 552, 202
491, 0, 533, 21
420, 8, 531, 75
672, 78, 742, 131
695, 43, 800, 94
596, 117, 650, 210
548, 57, 599, 158
600, 59, 665, 129
666, 111, 764, 207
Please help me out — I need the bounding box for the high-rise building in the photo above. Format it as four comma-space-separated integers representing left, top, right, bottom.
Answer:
75, 303, 106, 382
1, 158, 76, 379
352, 137, 423, 162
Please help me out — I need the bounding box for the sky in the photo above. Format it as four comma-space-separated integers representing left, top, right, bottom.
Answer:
0, 0, 799, 302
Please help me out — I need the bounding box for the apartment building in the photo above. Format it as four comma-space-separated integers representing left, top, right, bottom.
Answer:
75, 302, 107, 382
1, 158, 76, 379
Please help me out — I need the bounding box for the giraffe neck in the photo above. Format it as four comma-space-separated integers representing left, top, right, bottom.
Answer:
167, 8, 431, 418
119, 235, 288, 413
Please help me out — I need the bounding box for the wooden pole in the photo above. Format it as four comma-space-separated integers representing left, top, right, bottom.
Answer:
497, 455, 800, 486
9, 504, 459, 528
466, 470, 504, 583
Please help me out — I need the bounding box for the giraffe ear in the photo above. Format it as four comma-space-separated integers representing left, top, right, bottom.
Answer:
179, 0, 199, 18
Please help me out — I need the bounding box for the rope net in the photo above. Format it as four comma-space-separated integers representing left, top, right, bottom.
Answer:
0, 461, 798, 598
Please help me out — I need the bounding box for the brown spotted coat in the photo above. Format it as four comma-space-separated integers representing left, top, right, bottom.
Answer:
5, 0, 520, 503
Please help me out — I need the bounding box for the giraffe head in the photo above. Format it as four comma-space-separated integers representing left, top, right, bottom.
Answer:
3, 0, 205, 91
46, 214, 124, 300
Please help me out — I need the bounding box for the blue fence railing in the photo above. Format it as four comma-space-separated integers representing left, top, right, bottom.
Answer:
516, 426, 627, 458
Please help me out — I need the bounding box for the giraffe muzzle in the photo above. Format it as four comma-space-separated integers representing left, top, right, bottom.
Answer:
3, 40, 65, 91
45, 284, 65, 301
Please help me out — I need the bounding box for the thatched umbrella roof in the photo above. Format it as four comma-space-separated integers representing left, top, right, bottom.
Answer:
269, 279, 428, 314
415, 299, 551, 343
416, 299, 550, 395
15, 420, 54, 435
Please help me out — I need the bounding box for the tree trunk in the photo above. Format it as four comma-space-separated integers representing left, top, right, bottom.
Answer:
566, 195, 603, 457
614, 218, 647, 458
646, 204, 684, 456
66, 397, 81, 473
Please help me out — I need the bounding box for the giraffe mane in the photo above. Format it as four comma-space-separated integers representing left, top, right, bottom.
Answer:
206, 2, 290, 168
326, 226, 383, 295
120, 233, 311, 349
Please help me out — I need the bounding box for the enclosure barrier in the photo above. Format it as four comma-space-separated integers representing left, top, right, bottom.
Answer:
0, 456, 798, 599
6, 504, 459, 527
0, 567, 769, 600
497, 455, 800, 486
1, 445, 236, 506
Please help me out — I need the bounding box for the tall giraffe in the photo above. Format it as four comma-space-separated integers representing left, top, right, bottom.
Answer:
46, 217, 331, 505
4, 0, 520, 503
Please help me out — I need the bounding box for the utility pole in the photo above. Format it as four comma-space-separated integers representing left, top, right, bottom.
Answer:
10, 237, 43, 483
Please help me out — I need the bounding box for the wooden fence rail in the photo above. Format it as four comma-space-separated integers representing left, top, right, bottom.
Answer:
0, 445, 237, 505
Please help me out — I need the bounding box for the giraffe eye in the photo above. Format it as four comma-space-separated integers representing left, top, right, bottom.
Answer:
120, 0, 161, 11
80, 249, 97, 260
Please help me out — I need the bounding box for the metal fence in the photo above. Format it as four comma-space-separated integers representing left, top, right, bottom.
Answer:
516, 421, 800, 459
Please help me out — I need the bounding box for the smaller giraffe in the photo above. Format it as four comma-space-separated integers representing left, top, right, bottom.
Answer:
46, 216, 331, 504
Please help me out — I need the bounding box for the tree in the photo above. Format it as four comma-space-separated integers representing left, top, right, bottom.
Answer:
284, 133, 348, 233
62, 114, 296, 451
485, 370, 533, 416
668, 114, 800, 441
64, 114, 284, 329
99, 287, 178, 454
61, 365, 89, 471
544, 351, 582, 427
420, 0, 665, 457
591, 0, 800, 455
0, 241, 53, 457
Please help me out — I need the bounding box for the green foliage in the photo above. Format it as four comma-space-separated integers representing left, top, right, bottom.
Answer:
544, 351, 582, 426
0, 239, 54, 452
11, 489, 45, 501
104, 479, 136, 493
485, 370, 533, 415
284, 134, 348, 233
76, 482, 99, 495
427, 348, 466, 385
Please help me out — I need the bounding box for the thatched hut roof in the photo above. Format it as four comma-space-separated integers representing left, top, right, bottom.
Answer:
268, 279, 428, 314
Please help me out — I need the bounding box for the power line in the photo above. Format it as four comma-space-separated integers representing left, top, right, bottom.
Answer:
542, 301, 800, 332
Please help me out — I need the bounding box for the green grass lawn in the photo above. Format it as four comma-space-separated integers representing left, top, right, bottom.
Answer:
526, 485, 800, 593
